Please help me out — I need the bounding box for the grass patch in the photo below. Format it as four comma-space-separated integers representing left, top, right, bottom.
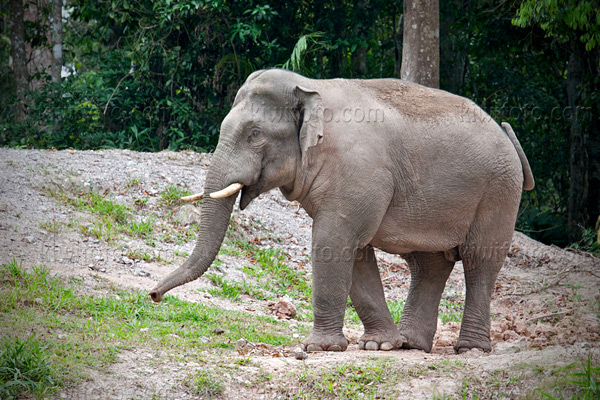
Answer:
242, 247, 312, 301
48, 186, 156, 244
0, 336, 58, 399
124, 177, 142, 189
205, 273, 270, 301
290, 359, 399, 399
185, 370, 224, 398
40, 220, 61, 233
439, 299, 464, 324
125, 249, 162, 263
535, 355, 599, 399
160, 185, 193, 207
0, 259, 306, 392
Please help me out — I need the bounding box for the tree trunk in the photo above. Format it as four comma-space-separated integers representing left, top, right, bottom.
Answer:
330, 0, 344, 77
393, 14, 403, 78
401, 0, 439, 88
566, 38, 588, 243
51, 0, 62, 83
9, 0, 28, 123
585, 49, 600, 240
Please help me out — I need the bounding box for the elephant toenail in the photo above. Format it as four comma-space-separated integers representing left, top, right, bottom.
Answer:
358, 340, 365, 350
365, 341, 379, 351
380, 342, 393, 351
328, 345, 343, 351
306, 344, 324, 352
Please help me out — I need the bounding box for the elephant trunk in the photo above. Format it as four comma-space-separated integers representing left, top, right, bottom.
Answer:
149, 141, 237, 302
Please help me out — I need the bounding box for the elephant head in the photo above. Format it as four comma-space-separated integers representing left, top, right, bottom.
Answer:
149, 69, 323, 302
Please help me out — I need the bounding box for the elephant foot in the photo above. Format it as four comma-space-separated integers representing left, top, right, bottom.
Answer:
397, 327, 435, 353
300, 331, 348, 352
358, 328, 405, 351
454, 337, 491, 354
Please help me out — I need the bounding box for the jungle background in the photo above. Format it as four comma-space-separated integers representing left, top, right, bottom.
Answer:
1, 0, 599, 251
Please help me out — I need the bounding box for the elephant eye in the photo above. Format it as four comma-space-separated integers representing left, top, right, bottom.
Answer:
248, 129, 260, 141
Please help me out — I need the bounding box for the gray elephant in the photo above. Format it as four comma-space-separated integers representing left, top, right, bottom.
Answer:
150, 69, 534, 354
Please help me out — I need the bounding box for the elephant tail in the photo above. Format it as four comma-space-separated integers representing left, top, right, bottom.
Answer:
501, 122, 535, 191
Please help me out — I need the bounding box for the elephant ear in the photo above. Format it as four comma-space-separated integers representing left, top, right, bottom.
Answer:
294, 85, 324, 166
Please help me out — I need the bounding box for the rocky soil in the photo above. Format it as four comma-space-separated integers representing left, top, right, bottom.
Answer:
1, 148, 599, 399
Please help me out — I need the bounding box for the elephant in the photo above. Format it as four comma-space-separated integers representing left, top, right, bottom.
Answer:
149, 69, 534, 354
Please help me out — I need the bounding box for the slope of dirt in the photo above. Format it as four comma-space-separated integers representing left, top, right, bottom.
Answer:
1, 148, 598, 399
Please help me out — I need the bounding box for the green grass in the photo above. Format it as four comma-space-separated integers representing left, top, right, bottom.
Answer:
0, 336, 57, 399
205, 273, 269, 301
0, 259, 306, 393
439, 298, 464, 324
125, 249, 162, 263
536, 355, 599, 399
160, 185, 193, 207
291, 359, 399, 399
124, 177, 142, 189
40, 220, 61, 233
241, 247, 312, 301
185, 370, 224, 398
48, 186, 159, 244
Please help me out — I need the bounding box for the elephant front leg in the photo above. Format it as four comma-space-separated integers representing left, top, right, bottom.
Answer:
300, 234, 358, 352
350, 246, 404, 351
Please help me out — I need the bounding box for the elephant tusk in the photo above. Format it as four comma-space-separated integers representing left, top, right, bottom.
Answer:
181, 193, 204, 201
209, 183, 243, 199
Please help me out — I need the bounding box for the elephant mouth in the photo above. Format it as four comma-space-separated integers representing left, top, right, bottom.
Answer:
240, 184, 261, 210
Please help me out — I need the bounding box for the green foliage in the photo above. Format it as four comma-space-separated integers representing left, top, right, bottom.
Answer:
282, 32, 325, 73
513, 0, 600, 50
537, 355, 600, 399
0, 336, 57, 399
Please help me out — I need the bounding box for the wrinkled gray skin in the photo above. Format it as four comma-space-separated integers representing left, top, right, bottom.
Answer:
150, 69, 534, 354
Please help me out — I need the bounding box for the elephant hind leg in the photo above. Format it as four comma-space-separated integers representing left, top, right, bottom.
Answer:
456, 197, 518, 353
350, 245, 404, 351
398, 252, 455, 353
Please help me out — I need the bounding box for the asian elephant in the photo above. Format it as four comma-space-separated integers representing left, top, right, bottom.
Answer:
149, 69, 534, 354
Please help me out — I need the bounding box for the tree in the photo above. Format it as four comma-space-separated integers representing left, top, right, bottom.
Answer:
51, 0, 62, 84
401, 0, 440, 88
9, 0, 28, 123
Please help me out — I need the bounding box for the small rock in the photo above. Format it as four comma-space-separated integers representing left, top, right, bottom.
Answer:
200, 336, 210, 343
268, 298, 297, 320
494, 338, 528, 354
236, 338, 248, 348
23, 235, 36, 244
212, 328, 225, 335
34, 297, 43, 304
294, 347, 308, 360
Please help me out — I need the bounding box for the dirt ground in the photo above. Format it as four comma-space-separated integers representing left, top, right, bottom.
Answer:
1, 148, 599, 399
